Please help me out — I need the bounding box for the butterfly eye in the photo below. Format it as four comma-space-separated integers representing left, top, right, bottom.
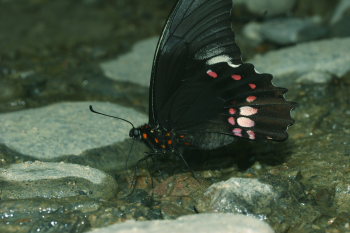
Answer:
129, 128, 140, 138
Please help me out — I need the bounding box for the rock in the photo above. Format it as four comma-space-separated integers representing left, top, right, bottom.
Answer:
242, 22, 264, 44
296, 71, 333, 84
249, 37, 350, 85
240, 0, 296, 17
0, 161, 117, 199
259, 17, 327, 45
330, 0, 350, 37
100, 37, 158, 87
0, 101, 147, 160
87, 213, 274, 233
196, 177, 278, 215
196, 175, 320, 233
331, 0, 350, 24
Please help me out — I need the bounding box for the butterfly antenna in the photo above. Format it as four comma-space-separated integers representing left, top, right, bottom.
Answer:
89, 105, 135, 128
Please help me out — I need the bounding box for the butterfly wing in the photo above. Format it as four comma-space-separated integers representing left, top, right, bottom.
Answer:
149, 0, 242, 126
149, 0, 295, 149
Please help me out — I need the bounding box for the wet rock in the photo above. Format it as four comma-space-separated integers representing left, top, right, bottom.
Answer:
0, 101, 147, 160
0, 196, 98, 233
196, 175, 319, 232
259, 17, 327, 45
249, 37, 350, 85
100, 37, 158, 87
87, 213, 274, 233
0, 161, 117, 199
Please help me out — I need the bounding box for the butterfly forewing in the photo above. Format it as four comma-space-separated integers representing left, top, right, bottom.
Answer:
149, 0, 242, 128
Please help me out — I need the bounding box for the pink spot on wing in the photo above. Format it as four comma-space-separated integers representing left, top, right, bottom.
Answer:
249, 83, 257, 89
247, 130, 256, 140
231, 74, 242, 80
233, 128, 242, 137
229, 108, 237, 115
237, 117, 255, 127
246, 96, 257, 103
228, 117, 236, 125
240, 106, 258, 116
207, 70, 218, 78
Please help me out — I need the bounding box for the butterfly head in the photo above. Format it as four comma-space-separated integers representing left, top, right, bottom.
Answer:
129, 127, 142, 139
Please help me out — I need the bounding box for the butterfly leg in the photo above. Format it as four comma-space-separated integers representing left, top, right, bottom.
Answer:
177, 152, 199, 183
126, 152, 157, 197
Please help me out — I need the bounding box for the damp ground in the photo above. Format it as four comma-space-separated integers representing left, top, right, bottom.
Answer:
0, 0, 349, 233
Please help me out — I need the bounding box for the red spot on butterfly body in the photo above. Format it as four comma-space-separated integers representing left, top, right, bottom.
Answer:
207, 70, 218, 78
231, 74, 242, 80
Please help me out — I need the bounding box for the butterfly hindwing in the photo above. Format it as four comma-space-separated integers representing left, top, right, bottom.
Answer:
175, 62, 295, 149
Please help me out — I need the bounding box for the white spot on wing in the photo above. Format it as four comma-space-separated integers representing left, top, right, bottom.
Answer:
237, 117, 255, 128
240, 106, 258, 116
228, 61, 241, 68
206, 55, 231, 65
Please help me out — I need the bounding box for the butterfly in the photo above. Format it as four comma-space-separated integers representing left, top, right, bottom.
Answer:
126, 0, 294, 154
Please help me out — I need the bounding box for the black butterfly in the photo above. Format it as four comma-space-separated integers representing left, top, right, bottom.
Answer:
110, 0, 295, 154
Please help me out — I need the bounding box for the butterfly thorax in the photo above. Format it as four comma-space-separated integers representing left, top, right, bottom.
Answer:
130, 124, 190, 153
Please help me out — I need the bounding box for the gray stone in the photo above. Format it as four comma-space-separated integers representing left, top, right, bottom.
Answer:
196, 177, 277, 215
240, 0, 296, 17
87, 213, 274, 233
242, 22, 264, 44
0, 161, 117, 199
0, 101, 147, 160
259, 17, 327, 45
100, 37, 158, 87
249, 37, 350, 85
296, 71, 333, 84
196, 175, 320, 233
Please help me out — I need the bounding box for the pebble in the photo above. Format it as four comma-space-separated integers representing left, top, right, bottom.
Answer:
0, 161, 117, 199
259, 17, 327, 45
0, 101, 147, 160
100, 37, 158, 87
331, 0, 350, 24
87, 213, 274, 233
197, 177, 277, 216
195, 175, 319, 233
